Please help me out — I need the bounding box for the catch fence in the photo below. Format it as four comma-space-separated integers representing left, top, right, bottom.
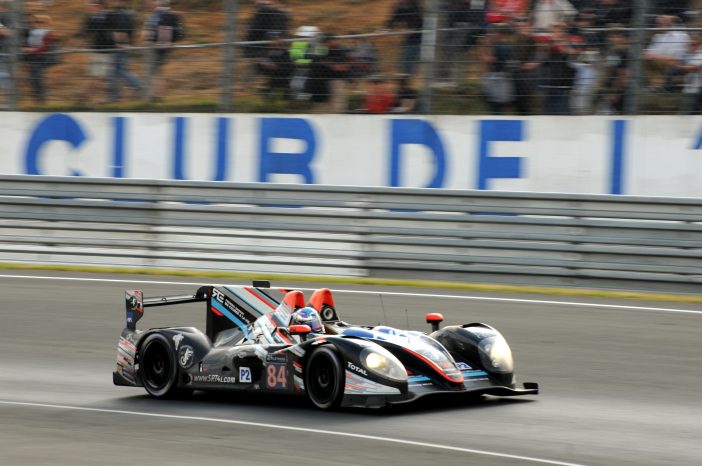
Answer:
0, 0, 699, 114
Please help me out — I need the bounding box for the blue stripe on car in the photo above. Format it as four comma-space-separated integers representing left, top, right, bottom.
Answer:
211, 300, 250, 338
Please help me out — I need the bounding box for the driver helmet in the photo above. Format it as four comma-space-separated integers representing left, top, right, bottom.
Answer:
291, 307, 324, 333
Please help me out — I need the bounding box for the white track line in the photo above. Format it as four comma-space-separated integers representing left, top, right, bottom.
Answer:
0, 273, 700, 316
0, 400, 587, 466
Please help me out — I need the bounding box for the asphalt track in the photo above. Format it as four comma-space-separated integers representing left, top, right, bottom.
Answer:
0, 271, 701, 466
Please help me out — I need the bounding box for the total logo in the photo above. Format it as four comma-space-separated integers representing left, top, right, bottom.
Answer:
347, 362, 368, 377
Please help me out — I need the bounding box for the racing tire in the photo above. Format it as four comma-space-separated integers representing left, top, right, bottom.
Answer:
305, 346, 344, 410
139, 333, 190, 399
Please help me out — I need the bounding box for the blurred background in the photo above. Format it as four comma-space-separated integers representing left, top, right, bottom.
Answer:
1, 0, 700, 115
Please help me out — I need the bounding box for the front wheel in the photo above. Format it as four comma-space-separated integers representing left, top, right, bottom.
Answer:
305, 346, 344, 410
139, 333, 190, 398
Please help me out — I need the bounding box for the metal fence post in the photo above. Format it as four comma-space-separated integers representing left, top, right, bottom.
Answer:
419, 0, 439, 113
625, 0, 647, 115
219, 0, 239, 112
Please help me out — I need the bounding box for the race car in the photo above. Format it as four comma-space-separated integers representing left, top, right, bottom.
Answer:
113, 281, 538, 409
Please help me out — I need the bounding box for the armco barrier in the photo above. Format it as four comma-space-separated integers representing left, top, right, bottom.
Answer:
1, 175, 701, 292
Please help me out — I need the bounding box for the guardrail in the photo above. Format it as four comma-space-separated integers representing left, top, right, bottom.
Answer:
1, 175, 701, 292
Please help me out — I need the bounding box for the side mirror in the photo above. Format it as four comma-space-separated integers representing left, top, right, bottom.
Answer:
287, 325, 312, 340
425, 313, 444, 332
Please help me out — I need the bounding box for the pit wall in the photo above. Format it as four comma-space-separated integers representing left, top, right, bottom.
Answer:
5, 113, 702, 197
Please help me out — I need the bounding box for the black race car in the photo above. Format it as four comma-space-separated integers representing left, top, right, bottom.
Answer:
114, 282, 538, 409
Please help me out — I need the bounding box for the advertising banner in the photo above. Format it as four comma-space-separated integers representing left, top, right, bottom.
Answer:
3, 112, 702, 197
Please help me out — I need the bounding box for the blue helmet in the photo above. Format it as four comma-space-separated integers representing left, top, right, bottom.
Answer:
291, 307, 324, 333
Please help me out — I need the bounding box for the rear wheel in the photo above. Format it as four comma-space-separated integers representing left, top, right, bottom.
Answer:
305, 346, 344, 410
139, 333, 189, 398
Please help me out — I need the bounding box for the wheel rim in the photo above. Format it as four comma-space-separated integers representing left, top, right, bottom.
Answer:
143, 342, 170, 391
310, 353, 337, 405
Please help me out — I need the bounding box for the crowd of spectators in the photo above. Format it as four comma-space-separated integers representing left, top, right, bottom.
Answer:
0, 0, 183, 105
0, 0, 699, 113
241, 0, 701, 115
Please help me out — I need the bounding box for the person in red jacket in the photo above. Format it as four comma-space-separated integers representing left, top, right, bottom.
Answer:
360, 75, 396, 113
22, 14, 55, 104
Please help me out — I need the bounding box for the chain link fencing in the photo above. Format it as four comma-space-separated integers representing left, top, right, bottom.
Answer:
0, 0, 700, 114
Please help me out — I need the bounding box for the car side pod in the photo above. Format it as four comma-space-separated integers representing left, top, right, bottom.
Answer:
425, 313, 444, 332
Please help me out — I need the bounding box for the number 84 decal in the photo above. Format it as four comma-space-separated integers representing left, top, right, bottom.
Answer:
266, 364, 287, 389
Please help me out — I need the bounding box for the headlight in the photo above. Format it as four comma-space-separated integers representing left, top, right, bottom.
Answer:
478, 335, 514, 373
360, 347, 407, 382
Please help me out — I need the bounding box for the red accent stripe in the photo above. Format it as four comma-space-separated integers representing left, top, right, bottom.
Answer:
245, 287, 276, 310
402, 347, 464, 384
210, 306, 223, 316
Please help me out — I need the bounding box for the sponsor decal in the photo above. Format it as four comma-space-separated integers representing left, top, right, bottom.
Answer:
456, 362, 472, 371
344, 370, 400, 395
266, 353, 287, 363
213, 288, 252, 323
239, 366, 252, 383
173, 333, 184, 350
212, 287, 225, 304
193, 374, 236, 384
347, 362, 368, 377
179, 345, 194, 369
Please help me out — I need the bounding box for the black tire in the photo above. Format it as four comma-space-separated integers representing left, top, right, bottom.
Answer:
305, 346, 344, 410
139, 333, 188, 399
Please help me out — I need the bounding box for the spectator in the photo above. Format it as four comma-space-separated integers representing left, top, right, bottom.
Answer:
486, 0, 529, 24
108, 0, 143, 101
386, 0, 424, 75
0, 0, 14, 97
652, 0, 691, 23
678, 34, 702, 114
532, 0, 577, 32
289, 25, 319, 99
511, 16, 540, 115
593, 0, 632, 27
360, 75, 395, 113
22, 14, 55, 104
257, 31, 294, 99
243, 0, 289, 86
391, 73, 418, 113
597, 28, 628, 114
244, 0, 289, 59
347, 33, 378, 80
81, 0, 114, 103
480, 24, 516, 114
305, 34, 350, 113
645, 15, 689, 91
570, 43, 600, 114
143, 0, 183, 100
442, 0, 485, 84
540, 22, 577, 115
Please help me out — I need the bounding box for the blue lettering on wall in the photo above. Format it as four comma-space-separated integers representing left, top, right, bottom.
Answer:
477, 120, 523, 190
610, 120, 627, 195
25, 113, 87, 175
172, 117, 230, 181
112, 116, 125, 178
389, 119, 446, 188
259, 118, 315, 183
693, 124, 702, 149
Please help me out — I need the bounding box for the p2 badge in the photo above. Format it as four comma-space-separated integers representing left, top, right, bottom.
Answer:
239, 366, 252, 383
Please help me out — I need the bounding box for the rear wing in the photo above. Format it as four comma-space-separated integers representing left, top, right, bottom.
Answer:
124, 281, 278, 340
125, 287, 209, 331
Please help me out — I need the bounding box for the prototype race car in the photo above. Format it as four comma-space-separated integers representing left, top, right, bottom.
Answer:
113, 282, 538, 409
